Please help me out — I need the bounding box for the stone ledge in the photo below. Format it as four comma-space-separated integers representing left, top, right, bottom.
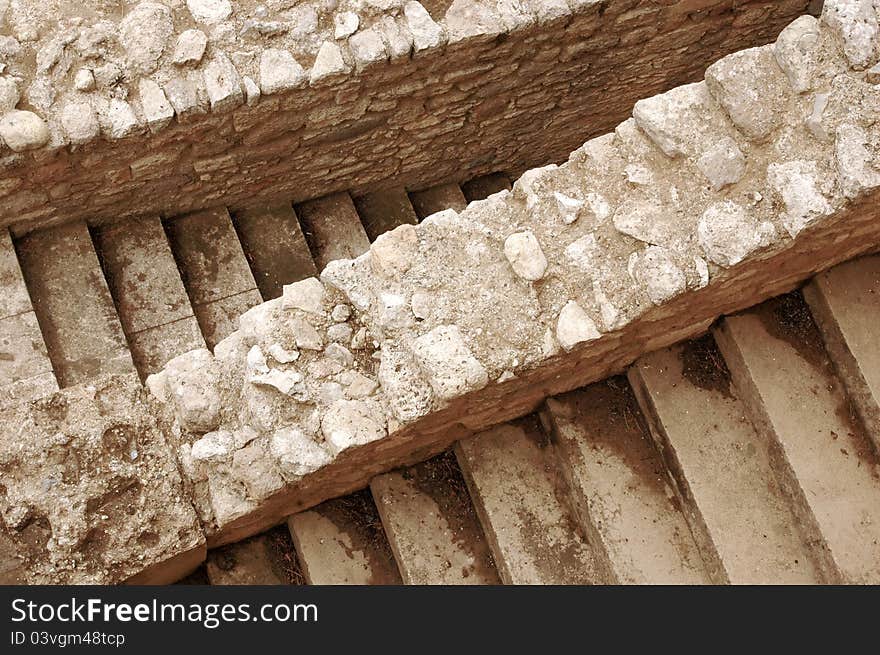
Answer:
3, 3, 880, 581
0, 0, 811, 234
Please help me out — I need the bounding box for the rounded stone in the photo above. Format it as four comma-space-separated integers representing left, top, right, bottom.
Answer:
0, 110, 50, 151
119, 2, 174, 75
503, 230, 548, 281
187, 0, 233, 24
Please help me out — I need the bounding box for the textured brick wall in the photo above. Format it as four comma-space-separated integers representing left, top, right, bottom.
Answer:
0, 0, 810, 236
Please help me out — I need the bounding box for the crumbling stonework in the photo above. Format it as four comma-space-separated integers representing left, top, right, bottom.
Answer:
0, 374, 205, 584
2, 2, 880, 582
0, 0, 811, 235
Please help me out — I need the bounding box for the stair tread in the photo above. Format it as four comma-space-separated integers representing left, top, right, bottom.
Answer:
629, 339, 821, 584
804, 255, 880, 453
354, 187, 419, 241
455, 417, 603, 585
371, 452, 500, 585
232, 203, 317, 301
15, 221, 134, 387
544, 380, 709, 584
296, 193, 370, 271
288, 491, 402, 585
716, 294, 880, 584
408, 183, 467, 220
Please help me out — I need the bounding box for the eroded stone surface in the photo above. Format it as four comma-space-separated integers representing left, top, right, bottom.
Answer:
0, 375, 204, 584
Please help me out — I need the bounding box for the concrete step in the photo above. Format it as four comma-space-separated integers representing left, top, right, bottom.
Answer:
628, 337, 823, 584
461, 173, 512, 202
206, 526, 303, 585
287, 490, 402, 585
542, 379, 710, 584
408, 183, 467, 220
803, 255, 880, 454
715, 293, 880, 584
295, 193, 370, 272
164, 207, 262, 349
93, 216, 205, 378
455, 416, 604, 585
232, 203, 317, 301
370, 451, 500, 585
0, 228, 56, 404
15, 221, 134, 387
353, 187, 419, 241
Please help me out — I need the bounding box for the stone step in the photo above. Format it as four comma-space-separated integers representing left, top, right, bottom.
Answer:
455, 416, 604, 585
0, 228, 57, 404
461, 173, 512, 202
15, 221, 134, 387
93, 216, 205, 378
287, 490, 402, 585
542, 379, 710, 584
295, 193, 371, 272
628, 337, 823, 584
164, 207, 262, 349
803, 255, 880, 454
408, 183, 467, 220
231, 203, 317, 301
370, 451, 500, 585
715, 293, 880, 584
206, 526, 303, 585
353, 187, 419, 241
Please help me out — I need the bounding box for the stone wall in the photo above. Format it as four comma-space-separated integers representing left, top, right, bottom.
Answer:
2, 2, 879, 583
0, 0, 812, 235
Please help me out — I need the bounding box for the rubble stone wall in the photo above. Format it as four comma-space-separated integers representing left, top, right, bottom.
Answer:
0, 0, 812, 235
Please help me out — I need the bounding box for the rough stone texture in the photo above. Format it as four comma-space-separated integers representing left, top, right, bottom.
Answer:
0, 0, 813, 236
0, 375, 205, 584
5, 11, 880, 576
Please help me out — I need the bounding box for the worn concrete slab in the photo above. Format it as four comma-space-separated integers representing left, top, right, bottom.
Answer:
543, 379, 710, 584
455, 417, 603, 585
461, 174, 512, 202
354, 187, 420, 242
409, 183, 468, 220
287, 491, 401, 585
629, 338, 824, 584
15, 221, 134, 387
232, 204, 318, 301
716, 293, 880, 584
371, 452, 500, 585
206, 527, 302, 585
0, 229, 33, 320
296, 193, 371, 271
804, 255, 880, 454
128, 316, 206, 378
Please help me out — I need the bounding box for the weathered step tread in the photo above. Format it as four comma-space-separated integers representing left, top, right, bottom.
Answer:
408, 183, 468, 220
287, 490, 402, 585
455, 416, 603, 585
370, 451, 500, 585
165, 208, 261, 349
206, 526, 304, 585
354, 187, 419, 242
94, 216, 196, 335
0, 228, 33, 319
94, 216, 204, 376
461, 173, 512, 202
232, 203, 317, 301
803, 255, 880, 453
127, 316, 205, 378
0, 312, 55, 390
15, 221, 134, 387
543, 379, 710, 584
628, 337, 823, 584
295, 193, 370, 272
715, 293, 880, 584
